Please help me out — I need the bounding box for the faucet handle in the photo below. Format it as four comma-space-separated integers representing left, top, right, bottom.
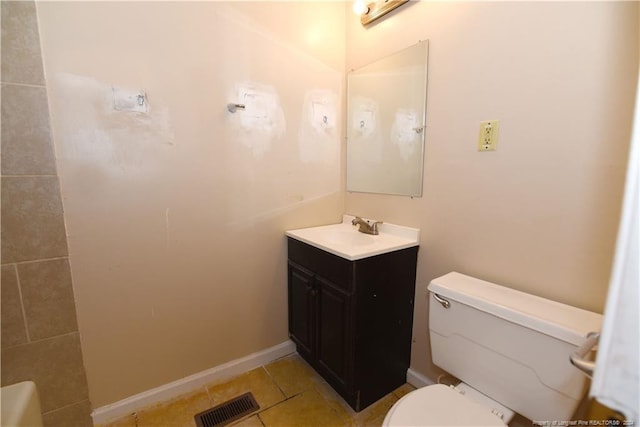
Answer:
371, 221, 383, 233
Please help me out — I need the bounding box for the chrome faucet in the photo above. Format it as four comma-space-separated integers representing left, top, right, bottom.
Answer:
351, 216, 382, 235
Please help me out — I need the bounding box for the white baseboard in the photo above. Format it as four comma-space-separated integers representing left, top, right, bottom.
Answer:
91, 340, 296, 425
406, 368, 435, 389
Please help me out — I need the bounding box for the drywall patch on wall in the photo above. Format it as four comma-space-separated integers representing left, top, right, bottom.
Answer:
349, 95, 383, 163
214, 5, 342, 229
228, 82, 285, 159
52, 73, 175, 176
112, 87, 148, 114
298, 89, 339, 164
390, 108, 420, 162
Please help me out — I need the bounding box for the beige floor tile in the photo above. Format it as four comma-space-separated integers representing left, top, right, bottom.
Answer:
260, 389, 352, 427
207, 367, 285, 411
136, 390, 211, 427
392, 383, 416, 399
311, 378, 356, 418
264, 354, 321, 398
353, 393, 398, 427
231, 415, 264, 427
98, 361, 412, 427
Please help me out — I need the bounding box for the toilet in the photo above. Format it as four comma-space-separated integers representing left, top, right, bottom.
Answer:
383, 272, 603, 426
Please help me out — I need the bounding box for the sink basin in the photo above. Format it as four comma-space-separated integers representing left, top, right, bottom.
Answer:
323, 229, 376, 247
286, 215, 419, 260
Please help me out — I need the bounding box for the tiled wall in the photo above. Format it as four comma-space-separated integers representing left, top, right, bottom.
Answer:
1, 2, 92, 426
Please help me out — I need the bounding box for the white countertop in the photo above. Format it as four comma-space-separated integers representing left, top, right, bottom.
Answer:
286, 215, 420, 261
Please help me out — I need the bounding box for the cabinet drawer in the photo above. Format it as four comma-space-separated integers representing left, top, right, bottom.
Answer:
287, 238, 354, 293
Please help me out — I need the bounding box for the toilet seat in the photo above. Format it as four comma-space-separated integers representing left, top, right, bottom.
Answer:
383, 384, 507, 426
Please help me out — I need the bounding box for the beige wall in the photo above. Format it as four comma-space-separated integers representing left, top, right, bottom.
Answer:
36, 1, 345, 408
0, 1, 92, 425
345, 2, 638, 382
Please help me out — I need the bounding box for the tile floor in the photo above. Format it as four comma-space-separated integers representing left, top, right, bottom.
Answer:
98, 353, 415, 427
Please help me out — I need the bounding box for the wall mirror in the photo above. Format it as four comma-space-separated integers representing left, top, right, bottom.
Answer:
346, 40, 428, 197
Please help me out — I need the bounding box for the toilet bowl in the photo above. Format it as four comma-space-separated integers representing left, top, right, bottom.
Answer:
383, 383, 514, 426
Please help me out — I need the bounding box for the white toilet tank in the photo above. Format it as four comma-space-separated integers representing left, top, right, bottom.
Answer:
428, 272, 602, 422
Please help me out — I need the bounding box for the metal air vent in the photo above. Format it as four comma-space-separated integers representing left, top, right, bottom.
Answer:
194, 392, 259, 427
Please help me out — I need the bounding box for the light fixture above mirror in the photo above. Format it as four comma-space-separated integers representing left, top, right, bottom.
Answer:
353, 0, 409, 26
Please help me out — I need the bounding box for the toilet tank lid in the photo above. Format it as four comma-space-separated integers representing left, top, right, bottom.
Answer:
428, 272, 602, 346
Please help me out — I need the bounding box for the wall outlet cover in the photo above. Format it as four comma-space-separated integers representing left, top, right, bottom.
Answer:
478, 120, 499, 151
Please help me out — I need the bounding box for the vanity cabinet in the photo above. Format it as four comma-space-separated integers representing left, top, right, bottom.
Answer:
287, 237, 419, 412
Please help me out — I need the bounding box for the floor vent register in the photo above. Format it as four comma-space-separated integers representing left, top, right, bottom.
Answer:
194, 392, 260, 427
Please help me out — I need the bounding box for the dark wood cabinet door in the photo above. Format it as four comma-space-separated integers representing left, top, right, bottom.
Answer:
316, 275, 352, 391
288, 262, 314, 357
287, 237, 418, 412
